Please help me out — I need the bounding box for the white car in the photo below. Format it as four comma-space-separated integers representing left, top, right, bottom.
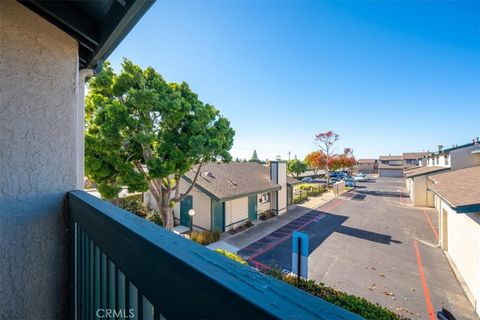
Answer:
354, 174, 368, 182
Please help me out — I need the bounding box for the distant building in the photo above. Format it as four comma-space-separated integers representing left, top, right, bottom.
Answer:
378, 155, 404, 177
402, 152, 428, 169
356, 159, 378, 174
420, 141, 480, 170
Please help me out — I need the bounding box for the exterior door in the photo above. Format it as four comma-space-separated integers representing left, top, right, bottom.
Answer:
212, 199, 225, 232
180, 195, 193, 227
248, 195, 257, 221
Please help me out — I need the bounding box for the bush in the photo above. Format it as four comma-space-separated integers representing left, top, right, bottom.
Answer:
191, 230, 220, 245
146, 212, 163, 227
119, 198, 150, 218
214, 249, 247, 265
265, 270, 406, 320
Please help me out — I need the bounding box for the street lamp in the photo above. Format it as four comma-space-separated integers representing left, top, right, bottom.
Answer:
188, 209, 195, 238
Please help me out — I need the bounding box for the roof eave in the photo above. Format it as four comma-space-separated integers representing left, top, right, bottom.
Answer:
406, 167, 450, 179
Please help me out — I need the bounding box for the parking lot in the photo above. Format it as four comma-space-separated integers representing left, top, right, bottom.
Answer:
238, 177, 478, 319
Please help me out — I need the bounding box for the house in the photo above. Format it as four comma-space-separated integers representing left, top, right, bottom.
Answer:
403, 152, 428, 168
405, 166, 450, 206
145, 162, 300, 232
406, 141, 480, 207
356, 159, 378, 174
427, 166, 480, 317
421, 140, 480, 169
1, 1, 356, 319
378, 155, 404, 177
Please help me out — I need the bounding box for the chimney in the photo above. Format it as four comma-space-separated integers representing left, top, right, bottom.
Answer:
270, 161, 287, 215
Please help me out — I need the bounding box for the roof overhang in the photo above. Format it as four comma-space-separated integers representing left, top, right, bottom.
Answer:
406, 167, 450, 179
427, 186, 480, 214
18, 0, 155, 69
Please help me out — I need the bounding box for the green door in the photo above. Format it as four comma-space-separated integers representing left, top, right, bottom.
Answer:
180, 195, 193, 227
211, 199, 225, 232
248, 195, 257, 221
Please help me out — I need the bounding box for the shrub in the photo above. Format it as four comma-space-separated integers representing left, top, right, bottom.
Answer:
119, 198, 150, 218
146, 211, 163, 227
214, 249, 247, 265
191, 230, 220, 245
265, 270, 407, 320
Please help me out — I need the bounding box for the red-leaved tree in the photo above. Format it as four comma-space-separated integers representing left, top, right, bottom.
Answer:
315, 131, 340, 184
304, 151, 328, 176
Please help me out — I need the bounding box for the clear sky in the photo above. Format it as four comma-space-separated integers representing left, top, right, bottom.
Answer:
107, 0, 480, 160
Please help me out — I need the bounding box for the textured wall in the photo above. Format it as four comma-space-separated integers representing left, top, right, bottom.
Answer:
0, 1, 80, 318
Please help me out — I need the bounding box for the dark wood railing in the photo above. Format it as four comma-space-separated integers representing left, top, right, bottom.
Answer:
67, 190, 360, 319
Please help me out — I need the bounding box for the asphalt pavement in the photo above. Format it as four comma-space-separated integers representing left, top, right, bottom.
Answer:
237, 177, 478, 320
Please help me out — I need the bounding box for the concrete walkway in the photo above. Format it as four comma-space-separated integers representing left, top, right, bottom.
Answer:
215, 191, 337, 251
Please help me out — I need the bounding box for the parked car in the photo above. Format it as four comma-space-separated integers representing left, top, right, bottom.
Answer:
354, 174, 368, 182
344, 178, 356, 187
301, 177, 313, 183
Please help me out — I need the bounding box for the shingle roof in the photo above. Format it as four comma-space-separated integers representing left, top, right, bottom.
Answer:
287, 176, 302, 185
357, 159, 377, 164
403, 152, 429, 160
379, 155, 403, 161
378, 163, 404, 170
405, 166, 450, 178
183, 162, 281, 201
428, 166, 480, 212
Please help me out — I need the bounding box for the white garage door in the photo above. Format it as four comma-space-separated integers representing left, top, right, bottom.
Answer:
379, 169, 403, 177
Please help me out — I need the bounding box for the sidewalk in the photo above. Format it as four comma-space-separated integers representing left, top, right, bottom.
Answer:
210, 191, 337, 252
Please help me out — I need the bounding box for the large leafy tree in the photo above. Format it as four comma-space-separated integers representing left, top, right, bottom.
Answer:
287, 159, 307, 178
85, 59, 235, 230
304, 151, 327, 176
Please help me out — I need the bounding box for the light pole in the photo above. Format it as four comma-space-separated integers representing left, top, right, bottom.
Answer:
188, 209, 195, 238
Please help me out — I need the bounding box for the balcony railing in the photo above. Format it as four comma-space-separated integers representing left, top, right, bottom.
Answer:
67, 190, 360, 319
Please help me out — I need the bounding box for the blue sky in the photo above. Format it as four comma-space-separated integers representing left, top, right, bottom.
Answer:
107, 0, 480, 160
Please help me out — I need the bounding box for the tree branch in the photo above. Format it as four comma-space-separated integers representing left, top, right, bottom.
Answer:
172, 158, 204, 203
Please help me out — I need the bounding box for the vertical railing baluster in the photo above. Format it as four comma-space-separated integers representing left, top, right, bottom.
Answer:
90, 238, 94, 319
108, 259, 116, 311
128, 282, 137, 320
101, 253, 106, 312
118, 270, 125, 319
78, 229, 83, 320
82, 231, 87, 319
85, 234, 90, 319
125, 276, 130, 318
95, 246, 100, 319
115, 267, 119, 319
142, 297, 153, 320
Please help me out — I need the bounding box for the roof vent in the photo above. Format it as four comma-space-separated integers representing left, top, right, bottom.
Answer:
203, 171, 215, 179
229, 179, 238, 187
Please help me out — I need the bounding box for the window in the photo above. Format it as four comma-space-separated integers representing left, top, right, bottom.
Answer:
259, 192, 270, 203
436, 156, 439, 165
445, 154, 449, 166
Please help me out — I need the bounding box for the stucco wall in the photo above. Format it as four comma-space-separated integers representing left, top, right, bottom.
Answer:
437, 197, 480, 316
225, 197, 249, 231
451, 145, 480, 170
0, 1, 80, 318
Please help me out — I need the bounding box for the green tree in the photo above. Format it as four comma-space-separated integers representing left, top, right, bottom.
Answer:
249, 150, 261, 163
287, 159, 307, 178
85, 59, 235, 229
